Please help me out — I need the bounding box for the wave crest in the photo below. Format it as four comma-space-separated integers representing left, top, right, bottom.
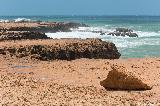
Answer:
14, 18, 32, 22
0, 18, 37, 23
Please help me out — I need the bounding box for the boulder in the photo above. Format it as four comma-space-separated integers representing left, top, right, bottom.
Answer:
128, 33, 138, 37
100, 32, 105, 35
100, 64, 152, 90
107, 28, 138, 37
116, 28, 133, 32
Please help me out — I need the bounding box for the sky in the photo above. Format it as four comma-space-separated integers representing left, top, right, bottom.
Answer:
0, 0, 160, 16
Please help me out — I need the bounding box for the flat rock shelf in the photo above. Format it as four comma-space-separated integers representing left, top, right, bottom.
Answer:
0, 38, 121, 60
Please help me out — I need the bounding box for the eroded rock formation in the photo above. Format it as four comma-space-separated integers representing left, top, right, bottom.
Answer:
0, 39, 121, 60
108, 28, 138, 37
100, 64, 151, 90
0, 22, 89, 33
0, 22, 89, 40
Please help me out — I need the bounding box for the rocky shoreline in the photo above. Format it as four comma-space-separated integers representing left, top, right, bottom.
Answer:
0, 22, 89, 33
0, 22, 160, 105
0, 22, 89, 41
0, 22, 121, 60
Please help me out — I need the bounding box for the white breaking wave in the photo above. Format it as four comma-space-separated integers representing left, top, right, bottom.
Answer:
46, 31, 103, 39
105, 37, 160, 48
0, 19, 10, 23
14, 18, 32, 22
135, 31, 160, 37
72, 27, 160, 38
71, 27, 114, 33
0, 18, 36, 23
46, 26, 160, 49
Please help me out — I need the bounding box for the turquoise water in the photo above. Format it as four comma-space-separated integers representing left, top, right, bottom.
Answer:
1, 16, 160, 58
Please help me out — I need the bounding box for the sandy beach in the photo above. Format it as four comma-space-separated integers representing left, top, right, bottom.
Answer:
1, 55, 160, 105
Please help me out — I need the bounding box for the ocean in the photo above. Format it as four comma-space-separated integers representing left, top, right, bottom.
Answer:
1, 16, 160, 58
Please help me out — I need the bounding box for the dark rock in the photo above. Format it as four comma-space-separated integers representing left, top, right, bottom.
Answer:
128, 33, 138, 37
0, 39, 121, 60
116, 28, 133, 32
0, 31, 49, 41
100, 32, 105, 35
107, 28, 138, 37
108, 32, 115, 36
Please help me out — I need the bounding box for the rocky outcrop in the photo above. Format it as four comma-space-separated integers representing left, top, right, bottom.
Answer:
0, 22, 89, 33
116, 28, 133, 33
0, 39, 121, 60
0, 22, 89, 40
0, 31, 49, 41
100, 64, 151, 90
108, 28, 138, 37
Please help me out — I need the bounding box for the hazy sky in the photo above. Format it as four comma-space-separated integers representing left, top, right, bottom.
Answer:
0, 0, 160, 16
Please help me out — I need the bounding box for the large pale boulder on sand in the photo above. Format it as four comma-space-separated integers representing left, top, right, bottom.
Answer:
100, 64, 152, 90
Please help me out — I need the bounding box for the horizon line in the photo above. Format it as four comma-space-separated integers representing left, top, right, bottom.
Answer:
1, 15, 160, 17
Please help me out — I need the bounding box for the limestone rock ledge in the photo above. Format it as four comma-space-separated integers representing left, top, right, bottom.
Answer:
0, 38, 121, 60
0, 22, 89, 33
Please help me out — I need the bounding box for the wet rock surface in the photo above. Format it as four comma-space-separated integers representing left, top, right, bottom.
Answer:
100, 64, 152, 90
0, 39, 121, 60
108, 28, 138, 37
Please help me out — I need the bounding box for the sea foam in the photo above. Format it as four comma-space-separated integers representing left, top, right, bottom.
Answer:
0, 19, 10, 23
14, 18, 32, 22
46, 26, 160, 49
0, 18, 35, 23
